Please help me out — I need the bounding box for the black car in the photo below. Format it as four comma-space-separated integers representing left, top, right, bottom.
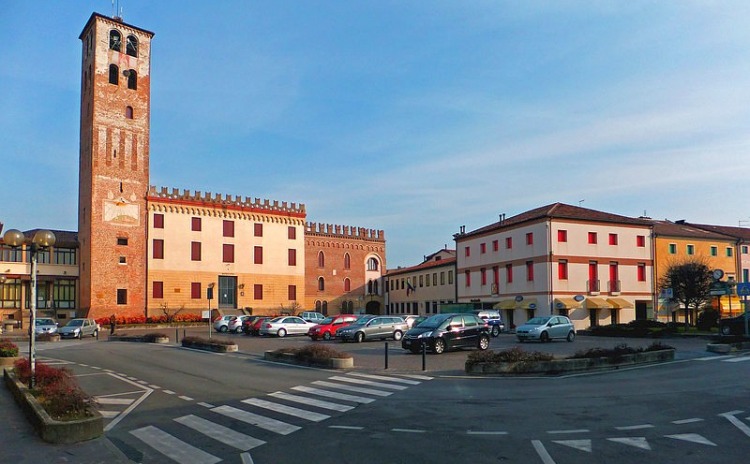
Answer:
401, 313, 490, 354
718, 314, 750, 337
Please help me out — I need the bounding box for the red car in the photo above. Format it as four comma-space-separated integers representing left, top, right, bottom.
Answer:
308, 315, 360, 340
244, 316, 271, 336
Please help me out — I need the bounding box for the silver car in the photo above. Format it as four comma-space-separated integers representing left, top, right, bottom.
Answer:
34, 318, 58, 335
58, 318, 99, 339
516, 316, 575, 343
336, 316, 408, 343
259, 316, 317, 337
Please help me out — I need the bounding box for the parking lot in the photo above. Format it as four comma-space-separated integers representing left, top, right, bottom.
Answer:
107, 326, 715, 375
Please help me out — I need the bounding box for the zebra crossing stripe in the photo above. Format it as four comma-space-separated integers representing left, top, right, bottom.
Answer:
292, 385, 375, 404
397, 374, 433, 380
269, 391, 354, 412
100, 410, 119, 418
313, 380, 393, 397
242, 398, 330, 422
346, 373, 421, 385
130, 425, 220, 464
96, 397, 134, 405
724, 356, 750, 363
212, 405, 300, 435
328, 376, 407, 390
175, 414, 266, 450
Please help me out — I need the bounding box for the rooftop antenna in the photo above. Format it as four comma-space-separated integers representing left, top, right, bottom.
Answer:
578, 199, 585, 207
740, 219, 750, 227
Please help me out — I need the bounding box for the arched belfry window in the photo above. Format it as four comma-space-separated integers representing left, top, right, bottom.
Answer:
344, 278, 351, 292
344, 253, 351, 270
126, 35, 138, 57
318, 277, 325, 291
127, 70, 137, 90
109, 64, 119, 85
317, 251, 325, 268
109, 30, 121, 51
367, 257, 379, 271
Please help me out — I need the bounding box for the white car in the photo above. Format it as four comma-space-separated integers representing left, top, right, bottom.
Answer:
34, 318, 59, 335
260, 316, 317, 337
213, 315, 235, 333
227, 315, 252, 333
58, 318, 98, 339
516, 316, 575, 343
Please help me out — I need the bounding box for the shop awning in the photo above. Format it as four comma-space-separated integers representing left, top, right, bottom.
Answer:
516, 298, 538, 310
586, 297, 613, 309
554, 298, 582, 310
606, 298, 634, 309
493, 299, 516, 310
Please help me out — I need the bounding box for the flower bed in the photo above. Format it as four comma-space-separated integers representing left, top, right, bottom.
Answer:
0, 338, 19, 367
466, 343, 675, 375
181, 336, 238, 353
265, 345, 353, 369
109, 332, 170, 343
4, 359, 102, 443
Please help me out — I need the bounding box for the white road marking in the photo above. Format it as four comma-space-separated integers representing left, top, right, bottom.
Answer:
397, 374, 433, 380
175, 414, 266, 450
328, 376, 407, 390
547, 429, 590, 434
553, 439, 592, 452
99, 410, 119, 418
346, 373, 421, 385
212, 405, 300, 435
95, 397, 134, 405
531, 440, 557, 464
467, 430, 508, 435
720, 411, 750, 438
292, 385, 375, 404
615, 424, 654, 431
313, 380, 393, 397
90, 366, 101, 370
130, 425, 220, 464
163, 390, 176, 395
724, 356, 750, 363
127, 377, 138, 381
672, 418, 704, 424
137, 380, 148, 384
665, 433, 716, 446
104, 374, 153, 433
79, 363, 89, 367
607, 437, 651, 450
95, 390, 144, 398
329, 425, 364, 430
198, 402, 215, 408
240, 452, 255, 464
269, 391, 354, 412
242, 398, 330, 422
695, 355, 733, 361
392, 428, 425, 433
178, 395, 194, 401
148, 385, 161, 389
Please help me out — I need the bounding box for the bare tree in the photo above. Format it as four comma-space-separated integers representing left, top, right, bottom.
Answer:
160, 303, 186, 323
279, 301, 302, 316
659, 258, 713, 328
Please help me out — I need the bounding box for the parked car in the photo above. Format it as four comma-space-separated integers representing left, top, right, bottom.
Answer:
336, 315, 408, 343
401, 313, 490, 354
308, 315, 360, 340
242, 315, 268, 335
58, 318, 98, 339
719, 314, 750, 336
473, 309, 506, 337
34, 317, 58, 335
227, 315, 253, 333
403, 315, 427, 329
516, 316, 575, 343
298, 311, 326, 323
213, 315, 236, 333
260, 316, 317, 337
247, 316, 272, 336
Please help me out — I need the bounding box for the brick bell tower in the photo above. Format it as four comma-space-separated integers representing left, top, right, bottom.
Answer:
78, 13, 154, 320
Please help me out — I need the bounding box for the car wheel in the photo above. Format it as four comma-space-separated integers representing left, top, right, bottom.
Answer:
219, 325, 228, 333
721, 325, 731, 336
277, 328, 287, 338
567, 331, 576, 342
434, 338, 446, 354
491, 326, 500, 337
540, 331, 550, 343
393, 330, 403, 341
93, 330, 98, 338
478, 334, 490, 351
77, 332, 82, 340
355, 332, 364, 343
323, 332, 332, 341
310, 335, 318, 341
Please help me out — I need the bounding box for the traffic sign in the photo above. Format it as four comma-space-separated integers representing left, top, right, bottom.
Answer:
736, 282, 750, 296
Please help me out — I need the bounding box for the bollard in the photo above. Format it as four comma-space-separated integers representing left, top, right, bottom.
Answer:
184, 328, 186, 340
384, 342, 389, 369
422, 341, 426, 371
96, 329, 99, 341
175, 328, 179, 344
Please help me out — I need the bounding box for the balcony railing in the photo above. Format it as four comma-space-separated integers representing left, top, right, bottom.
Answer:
608, 280, 621, 295
587, 279, 600, 295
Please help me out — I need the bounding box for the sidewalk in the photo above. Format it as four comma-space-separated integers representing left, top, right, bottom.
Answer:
0, 370, 131, 464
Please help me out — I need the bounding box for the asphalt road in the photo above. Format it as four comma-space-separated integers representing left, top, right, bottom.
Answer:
21, 331, 750, 463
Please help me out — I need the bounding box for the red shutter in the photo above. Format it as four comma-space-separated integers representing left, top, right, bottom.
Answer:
254, 246, 263, 264
191, 241, 201, 261
191, 282, 201, 299
191, 217, 201, 231
254, 223, 263, 237
223, 220, 234, 237
288, 249, 296, 266
223, 244, 234, 263
153, 281, 163, 298
153, 239, 164, 259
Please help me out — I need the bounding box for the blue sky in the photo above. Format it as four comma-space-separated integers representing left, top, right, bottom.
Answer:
2, 1, 750, 268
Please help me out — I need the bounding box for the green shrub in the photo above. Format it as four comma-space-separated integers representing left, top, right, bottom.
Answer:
143, 332, 168, 342
12, 359, 95, 421
466, 347, 554, 367
0, 339, 19, 357
182, 336, 235, 346
296, 344, 350, 361
570, 342, 674, 361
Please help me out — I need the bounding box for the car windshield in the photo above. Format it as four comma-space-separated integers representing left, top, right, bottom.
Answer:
270, 317, 285, 323
319, 317, 335, 325
67, 320, 83, 327
416, 315, 452, 329
36, 319, 55, 326
525, 317, 551, 325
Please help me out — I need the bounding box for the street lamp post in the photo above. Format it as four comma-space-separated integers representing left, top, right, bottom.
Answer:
2, 229, 56, 389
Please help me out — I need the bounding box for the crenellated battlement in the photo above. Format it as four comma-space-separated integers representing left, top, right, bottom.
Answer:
147, 186, 306, 214
305, 222, 385, 241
